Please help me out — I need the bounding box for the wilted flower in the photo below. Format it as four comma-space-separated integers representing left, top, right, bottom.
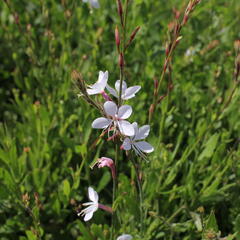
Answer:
121, 122, 154, 156
82, 0, 100, 8
107, 80, 141, 100
92, 101, 134, 136
95, 157, 116, 179
117, 234, 133, 240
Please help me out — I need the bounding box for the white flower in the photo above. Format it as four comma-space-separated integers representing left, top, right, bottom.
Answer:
82, 0, 100, 8
106, 80, 141, 100
87, 71, 108, 95
117, 234, 133, 240
92, 101, 134, 136
121, 122, 154, 156
78, 187, 99, 221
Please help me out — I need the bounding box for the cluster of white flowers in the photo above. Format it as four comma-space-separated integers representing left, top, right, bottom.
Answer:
89, 70, 154, 157
79, 71, 154, 240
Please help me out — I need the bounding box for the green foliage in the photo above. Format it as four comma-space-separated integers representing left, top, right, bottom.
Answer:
0, 0, 240, 239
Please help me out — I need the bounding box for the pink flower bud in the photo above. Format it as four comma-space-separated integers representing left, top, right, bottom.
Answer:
119, 53, 124, 68
97, 157, 116, 179
115, 26, 120, 49
117, 0, 124, 26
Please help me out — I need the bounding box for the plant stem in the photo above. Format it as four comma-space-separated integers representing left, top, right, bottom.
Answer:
129, 153, 144, 236
111, 144, 119, 240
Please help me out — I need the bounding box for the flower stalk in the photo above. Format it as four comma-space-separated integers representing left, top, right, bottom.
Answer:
148, 0, 202, 123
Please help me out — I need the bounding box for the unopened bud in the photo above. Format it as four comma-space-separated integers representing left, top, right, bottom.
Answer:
173, 8, 181, 19
154, 79, 159, 89
183, 14, 189, 25
157, 94, 167, 104
176, 36, 182, 44
149, 104, 155, 115
119, 53, 124, 68
125, 26, 141, 50
129, 26, 140, 43
115, 26, 120, 49
165, 43, 171, 57
117, 0, 124, 26
174, 23, 180, 35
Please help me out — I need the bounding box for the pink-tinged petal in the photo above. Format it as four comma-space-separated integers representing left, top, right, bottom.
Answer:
117, 234, 133, 240
88, 187, 99, 203
106, 84, 118, 98
92, 118, 111, 129
104, 101, 117, 117
134, 141, 154, 153
118, 120, 135, 136
118, 105, 132, 119
122, 86, 141, 100
134, 125, 150, 140
122, 138, 132, 150
115, 80, 127, 94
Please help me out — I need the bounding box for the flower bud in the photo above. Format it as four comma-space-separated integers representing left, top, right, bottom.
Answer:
119, 53, 124, 68
97, 157, 116, 179
115, 26, 120, 50
117, 0, 124, 26
130, 26, 140, 43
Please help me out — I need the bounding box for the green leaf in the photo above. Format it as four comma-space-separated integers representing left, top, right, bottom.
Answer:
97, 171, 111, 192
205, 211, 218, 232
199, 134, 219, 160
63, 179, 71, 198
25, 230, 37, 240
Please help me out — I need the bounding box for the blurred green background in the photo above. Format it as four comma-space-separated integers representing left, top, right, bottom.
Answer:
0, 0, 240, 239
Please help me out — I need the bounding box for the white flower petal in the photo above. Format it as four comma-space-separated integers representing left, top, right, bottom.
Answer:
134, 141, 154, 153
115, 80, 127, 94
122, 138, 132, 150
118, 120, 135, 136
104, 101, 117, 117
88, 187, 99, 203
118, 105, 132, 119
106, 84, 118, 98
122, 86, 141, 100
117, 234, 133, 240
89, 0, 100, 8
92, 117, 111, 129
87, 85, 101, 95
132, 122, 138, 135
134, 125, 150, 140
84, 211, 94, 221
97, 71, 104, 82
98, 71, 108, 89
